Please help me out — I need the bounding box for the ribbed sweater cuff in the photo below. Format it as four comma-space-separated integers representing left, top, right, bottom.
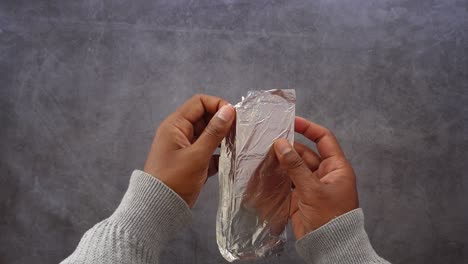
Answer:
296, 208, 388, 264
109, 170, 192, 252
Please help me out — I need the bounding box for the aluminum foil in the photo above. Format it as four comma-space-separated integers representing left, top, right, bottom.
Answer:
216, 89, 296, 262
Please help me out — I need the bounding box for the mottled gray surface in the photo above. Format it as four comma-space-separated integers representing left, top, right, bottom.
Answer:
1, 0, 467, 263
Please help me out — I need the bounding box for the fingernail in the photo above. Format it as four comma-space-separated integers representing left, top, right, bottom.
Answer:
216, 104, 234, 122
275, 139, 292, 155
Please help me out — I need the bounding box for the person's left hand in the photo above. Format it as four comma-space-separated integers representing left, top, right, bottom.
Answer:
144, 94, 235, 208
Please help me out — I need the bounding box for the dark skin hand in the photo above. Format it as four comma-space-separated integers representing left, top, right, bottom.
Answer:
143, 94, 358, 240
144, 94, 235, 208
274, 116, 359, 239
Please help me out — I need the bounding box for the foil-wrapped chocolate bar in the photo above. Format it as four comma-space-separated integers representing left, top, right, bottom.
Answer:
216, 89, 296, 261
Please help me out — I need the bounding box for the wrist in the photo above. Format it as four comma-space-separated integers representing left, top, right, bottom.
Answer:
109, 170, 192, 253
296, 209, 387, 264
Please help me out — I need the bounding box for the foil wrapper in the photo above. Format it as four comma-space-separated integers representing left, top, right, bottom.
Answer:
216, 89, 296, 262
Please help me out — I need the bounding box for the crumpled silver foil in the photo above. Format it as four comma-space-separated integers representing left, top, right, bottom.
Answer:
216, 89, 296, 262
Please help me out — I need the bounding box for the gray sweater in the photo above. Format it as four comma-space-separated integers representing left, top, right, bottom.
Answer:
61, 170, 389, 264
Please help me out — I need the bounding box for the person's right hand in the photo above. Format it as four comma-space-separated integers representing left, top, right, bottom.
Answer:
273, 117, 359, 239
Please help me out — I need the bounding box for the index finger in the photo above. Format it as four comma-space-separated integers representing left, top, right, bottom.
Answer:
176, 94, 229, 123
294, 116, 344, 159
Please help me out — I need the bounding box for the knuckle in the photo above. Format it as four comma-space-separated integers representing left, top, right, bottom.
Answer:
323, 128, 333, 138
335, 156, 348, 166
169, 115, 194, 136
336, 157, 352, 170
193, 93, 205, 100
189, 93, 205, 104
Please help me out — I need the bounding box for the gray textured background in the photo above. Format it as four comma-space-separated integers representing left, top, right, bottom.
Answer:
1, 0, 468, 263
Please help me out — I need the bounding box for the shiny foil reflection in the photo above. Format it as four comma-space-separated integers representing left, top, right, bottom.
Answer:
216, 89, 295, 261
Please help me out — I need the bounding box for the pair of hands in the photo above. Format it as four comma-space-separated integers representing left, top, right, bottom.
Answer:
144, 94, 358, 239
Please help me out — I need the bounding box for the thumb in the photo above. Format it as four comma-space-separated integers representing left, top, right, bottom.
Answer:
192, 104, 235, 157
274, 139, 320, 191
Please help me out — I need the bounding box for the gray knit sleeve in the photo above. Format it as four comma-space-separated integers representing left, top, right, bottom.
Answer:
61, 170, 192, 264
295, 208, 390, 264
